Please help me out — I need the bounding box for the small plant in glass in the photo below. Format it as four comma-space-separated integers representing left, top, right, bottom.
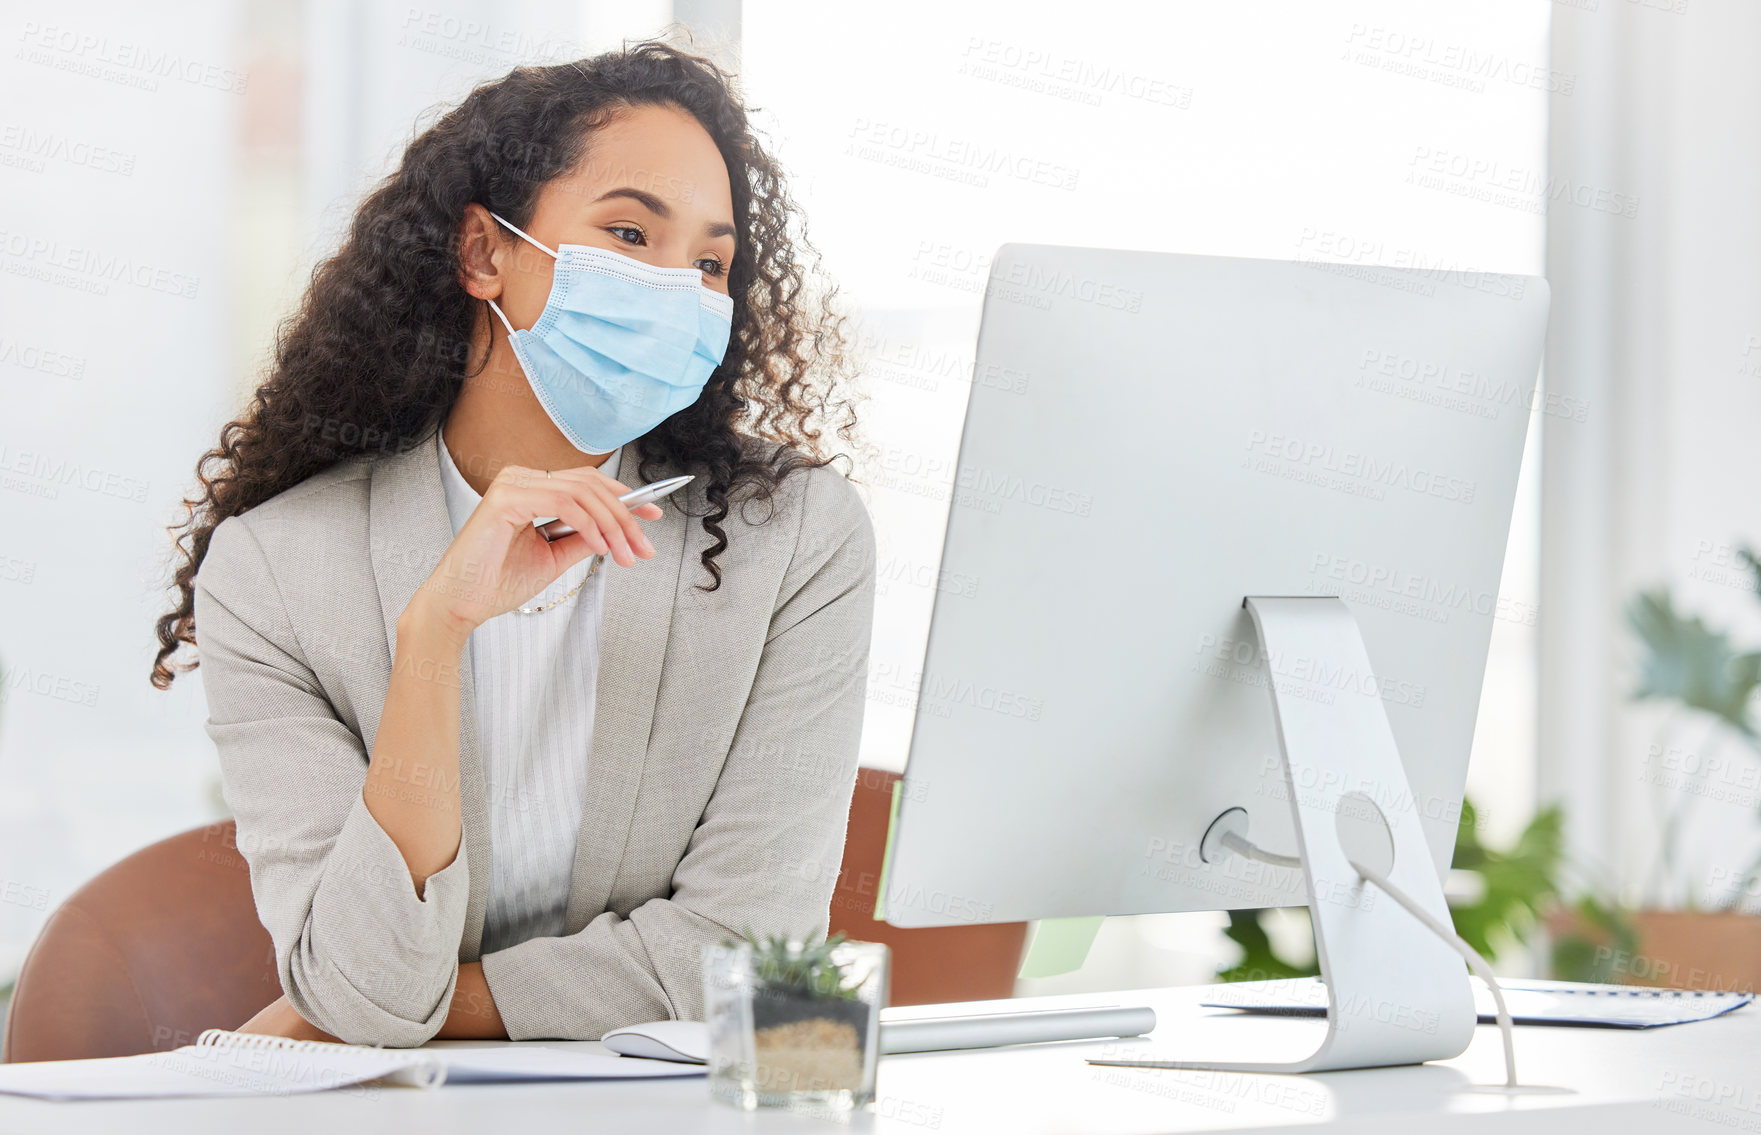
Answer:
702, 930, 889, 1112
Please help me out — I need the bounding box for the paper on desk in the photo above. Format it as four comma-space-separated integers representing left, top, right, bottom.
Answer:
0, 1044, 441, 1100
0, 1042, 703, 1100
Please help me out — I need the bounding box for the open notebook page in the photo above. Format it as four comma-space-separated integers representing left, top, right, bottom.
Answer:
0, 1029, 703, 1100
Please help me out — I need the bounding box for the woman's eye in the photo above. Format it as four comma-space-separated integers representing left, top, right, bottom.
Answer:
696, 257, 726, 278
608, 225, 645, 245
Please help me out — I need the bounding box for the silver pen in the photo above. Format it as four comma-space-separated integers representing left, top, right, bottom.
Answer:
536, 475, 693, 543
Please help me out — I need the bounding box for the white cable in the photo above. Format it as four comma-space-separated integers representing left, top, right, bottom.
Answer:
1219, 829, 1301, 869
1346, 856, 1517, 1088
1218, 832, 1519, 1089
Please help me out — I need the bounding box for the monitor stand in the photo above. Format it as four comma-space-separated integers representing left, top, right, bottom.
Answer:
1193, 596, 1477, 1073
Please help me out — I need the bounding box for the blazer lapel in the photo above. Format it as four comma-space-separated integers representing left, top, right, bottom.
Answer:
367, 429, 493, 961
562, 440, 689, 932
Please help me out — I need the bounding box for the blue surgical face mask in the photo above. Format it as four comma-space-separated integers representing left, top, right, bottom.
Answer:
485, 211, 735, 454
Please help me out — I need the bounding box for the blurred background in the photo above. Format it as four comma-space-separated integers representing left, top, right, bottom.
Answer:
3, 0, 1758, 1022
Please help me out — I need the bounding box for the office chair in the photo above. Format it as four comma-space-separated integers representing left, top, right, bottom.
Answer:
3, 769, 1027, 1062
1, 820, 277, 1063
826, 767, 1028, 1005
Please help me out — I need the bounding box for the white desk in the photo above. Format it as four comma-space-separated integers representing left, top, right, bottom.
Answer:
2, 984, 1753, 1134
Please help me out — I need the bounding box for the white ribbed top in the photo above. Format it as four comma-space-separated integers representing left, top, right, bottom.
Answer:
436, 427, 620, 955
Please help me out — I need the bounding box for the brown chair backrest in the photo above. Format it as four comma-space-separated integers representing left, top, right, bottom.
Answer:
3, 768, 1024, 1061
827, 768, 1027, 1005
2, 821, 277, 1063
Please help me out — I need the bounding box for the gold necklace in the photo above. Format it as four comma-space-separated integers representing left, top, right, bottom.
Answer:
514, 555, 601, 615
515, 467, 596, 615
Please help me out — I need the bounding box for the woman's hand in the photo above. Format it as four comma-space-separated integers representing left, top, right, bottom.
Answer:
415, 463, 664, 635
237, 995, 343, 1044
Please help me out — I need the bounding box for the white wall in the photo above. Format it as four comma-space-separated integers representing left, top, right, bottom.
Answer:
1544, 0, 1761, 913
0, 0, 244, 979
302, 0, 651, 256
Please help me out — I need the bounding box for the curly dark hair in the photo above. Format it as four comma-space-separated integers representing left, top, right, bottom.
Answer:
151, 36, 864, 690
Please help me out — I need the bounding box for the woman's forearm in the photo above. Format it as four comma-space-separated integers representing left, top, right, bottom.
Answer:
362, 597, 470, 895
436, 962, 507, 1038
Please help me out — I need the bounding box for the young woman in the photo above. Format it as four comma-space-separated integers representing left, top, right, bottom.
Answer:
150, 41, 875, 1047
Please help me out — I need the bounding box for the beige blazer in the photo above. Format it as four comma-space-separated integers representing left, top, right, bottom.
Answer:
192, 429, 876, 1046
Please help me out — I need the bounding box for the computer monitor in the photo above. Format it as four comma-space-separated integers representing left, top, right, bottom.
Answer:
877, 244, 1548, 1071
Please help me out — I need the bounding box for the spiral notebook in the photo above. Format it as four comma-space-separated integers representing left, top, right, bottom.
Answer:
0, 1028, 706, 1101
1202, 977, 1753, 1029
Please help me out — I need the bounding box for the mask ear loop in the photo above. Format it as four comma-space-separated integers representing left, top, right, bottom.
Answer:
486, 296, 517, 338
489, 211, 558, 258
483, 210, 557, 339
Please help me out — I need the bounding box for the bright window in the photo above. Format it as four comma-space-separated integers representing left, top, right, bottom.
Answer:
742, 0, 1549, 987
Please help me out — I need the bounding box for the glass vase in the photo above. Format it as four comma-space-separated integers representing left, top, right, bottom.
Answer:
702, 937, 889, 1112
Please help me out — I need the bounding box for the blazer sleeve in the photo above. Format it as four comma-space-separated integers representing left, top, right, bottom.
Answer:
478, 465, 878, 1039
194, 513, 471, 1047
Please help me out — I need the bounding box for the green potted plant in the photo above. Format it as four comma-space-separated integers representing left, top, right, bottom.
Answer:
702, 930, 889, 1111
1552, 552, 1761, 991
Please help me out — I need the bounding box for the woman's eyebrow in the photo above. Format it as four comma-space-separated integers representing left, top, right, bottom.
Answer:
592, 186, 737, 240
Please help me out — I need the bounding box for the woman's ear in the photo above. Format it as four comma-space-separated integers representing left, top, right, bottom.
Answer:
458, 203, 503, 300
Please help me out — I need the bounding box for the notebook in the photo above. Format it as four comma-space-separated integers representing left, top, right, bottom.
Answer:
1201, 977, 1753, 1029
0, 1028, 707, 1101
